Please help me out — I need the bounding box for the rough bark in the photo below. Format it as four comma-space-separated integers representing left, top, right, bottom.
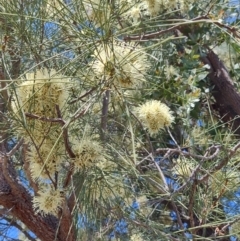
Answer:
0, 118, 61, 241
0, 74, 75, 241
0, 187, 59, 241
202, 50, 240, 134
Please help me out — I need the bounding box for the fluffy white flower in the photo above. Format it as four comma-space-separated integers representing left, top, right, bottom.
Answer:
27, 143, 63, 179
33, 189, 64, 216
130, 233, 144, 241
14, 69, 70, 116
145, 0, 161, 16
136, 100, 174, 135
72, 137, 105, 170
120, 0, 146, 24
91, 41, 150, 88
84, 0, 111, 27
12, 69, 71, 144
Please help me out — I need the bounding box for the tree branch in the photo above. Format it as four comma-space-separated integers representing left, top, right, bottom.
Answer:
124, 15, 240, 41
69, 87, 97, 104
198, 141, 240, 182
202, 49, 240, 134
22, 143, 39, 194
3, 216, 36, 241
101, 90, 110, 141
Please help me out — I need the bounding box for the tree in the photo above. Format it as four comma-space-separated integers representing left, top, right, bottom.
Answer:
1, 0, 240, 240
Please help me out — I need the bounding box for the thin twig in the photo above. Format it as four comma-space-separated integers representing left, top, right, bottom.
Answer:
124, 16, 208, 41
198, 141, 240, 182
170, 201, 184, 230
221, 216, 240, 233
136, 153, 153, 166
146, 176, 168, 194
22, 143, 38, 194
69, 87, 97, 104
124, 16, 240, 42
100, 90, 110, 141
55, 105, 75, 159
7, 138, 24, 157
63, 164, 74, 188
55, 106, 76, 188
173, 145, 221, 194
26, 105, 89, 188
130, 110, 154, 155
69, 104, 91, 123
167, 127, 181, 150
188, 180, 197, 230
23, 127, 57, 188
25, 113, 64, 124
130, 219, 180, 241
3, 216, 36, 241
156, 146, 221, 161
151, 154, 170, 192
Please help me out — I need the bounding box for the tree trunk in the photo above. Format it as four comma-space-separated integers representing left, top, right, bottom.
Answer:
0, 73, 76, 241
202, 50, 240, 134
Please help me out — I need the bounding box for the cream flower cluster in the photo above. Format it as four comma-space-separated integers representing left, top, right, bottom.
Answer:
174, 157, 195, 181
81, 0, 196, 28
135, 100, 174, 135
130, 233, 145, 241
145, 0, 162, 16
13, 69, 109, 216
27, 143, 64, 179
72, 137, 105, 170
84, 0, 111, 27
119, 0, 145, 23
120, 0, 195, 19
15, 69, 69, 117
13, 69, 70, 143
91, 42, 150, 88
32, 189, 64, 216
12, 69, 71, 178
